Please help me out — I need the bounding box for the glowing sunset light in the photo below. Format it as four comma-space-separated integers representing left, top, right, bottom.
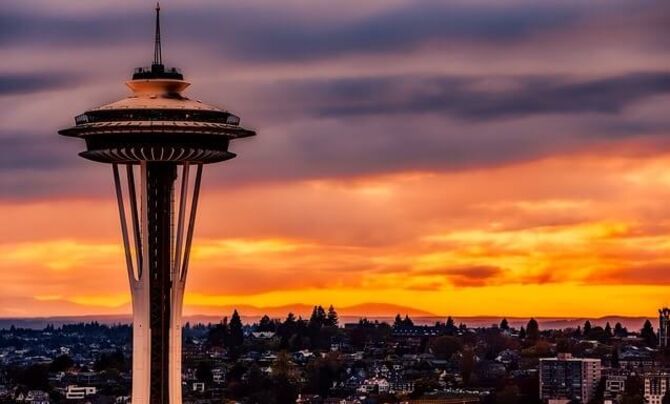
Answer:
2, 0, 670, 323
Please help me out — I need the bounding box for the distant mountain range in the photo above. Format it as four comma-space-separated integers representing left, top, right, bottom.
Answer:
184, 302, 437, 318
0, 302, 655, 330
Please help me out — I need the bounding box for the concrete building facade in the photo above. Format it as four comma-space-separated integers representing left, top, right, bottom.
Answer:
539, 353, 601, 403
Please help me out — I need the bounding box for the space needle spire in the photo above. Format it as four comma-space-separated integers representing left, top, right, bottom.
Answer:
59, 4, 256, 403
153, 2, 162, 66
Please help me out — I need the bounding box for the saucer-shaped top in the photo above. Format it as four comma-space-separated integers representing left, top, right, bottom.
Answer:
59, 69, 255, 164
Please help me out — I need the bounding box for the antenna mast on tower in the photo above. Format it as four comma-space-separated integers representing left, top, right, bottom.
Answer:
153, 2, 162, 66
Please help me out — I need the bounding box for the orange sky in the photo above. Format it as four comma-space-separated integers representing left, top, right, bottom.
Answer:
2, 0, 670, 318
4, 148, 670, 317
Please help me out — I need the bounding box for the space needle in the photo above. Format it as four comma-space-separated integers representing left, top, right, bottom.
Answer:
59, 4, 255, 403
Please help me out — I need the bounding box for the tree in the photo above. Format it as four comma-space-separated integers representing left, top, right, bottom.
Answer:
403, 314, 414, 327
604, 322, 613, 341
308, 306, 327, 348
196, 361, 214, 384
272, 351, 293, 378
229, 310, 244, 347
556, 338, 571, 353
325, 305, 339, 327
94, 349, 127, 372
445, 316, 457, 335
500, 318, 510, 331
278, 312, 297, 343
272, 352, 299, 404
429, 336, 462, 360
18, 364, 49, 390
641, 319, 657, 347
519, 326, 527, 339
460, 347, 476, 385
583, 320, 592, 338
208, 317, 229, 347
308, 306, 326, 329
614, 322, 627, 337
588, 326, 607, 343
622, 375, 644, 404
258, 315, 275, 332
394, 314, 403, 327
49, 354, 74, 372
306, 353, 343, 397
526, 318, 540, 340
573, 325, 582, 338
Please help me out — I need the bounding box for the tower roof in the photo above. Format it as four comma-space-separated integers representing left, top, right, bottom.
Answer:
58, 4, 256, 165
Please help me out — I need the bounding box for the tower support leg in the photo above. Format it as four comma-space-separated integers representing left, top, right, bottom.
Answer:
114, 162, 202, 404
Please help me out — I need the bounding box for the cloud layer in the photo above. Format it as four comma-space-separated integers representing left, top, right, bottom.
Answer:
1, 0, 669, 316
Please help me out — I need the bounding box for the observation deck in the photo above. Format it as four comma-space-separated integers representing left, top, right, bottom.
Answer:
58, 63, 255, 164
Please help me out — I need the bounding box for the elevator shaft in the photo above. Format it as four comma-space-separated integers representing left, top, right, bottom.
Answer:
145, 163, 177, 403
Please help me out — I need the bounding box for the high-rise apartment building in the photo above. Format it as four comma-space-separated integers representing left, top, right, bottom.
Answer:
539, 353, 601, 403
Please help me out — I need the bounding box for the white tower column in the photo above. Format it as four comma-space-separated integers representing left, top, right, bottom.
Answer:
113, 162, 203, 404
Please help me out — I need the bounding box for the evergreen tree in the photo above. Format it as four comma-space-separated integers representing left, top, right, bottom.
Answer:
317, 305, 326, 323
308, 305, 327, 329
500, 318, 510, 331
614, 322, 627, 337
258, 315, 275, 332
446, 316, 457, 335
394, 314, 403, 327
286, 312, 297, 324
641, 319, 657, 347
207, 317, 229, 347
280, 312, 297, 335
518, 326, 526, 339
604, 322, 613, 341
583, 320, 592, 338
403, 314, 414, 327
326, 305, 339, 327
229, 310, 244, 347
573, 325, 582, 338
526, 318, 540, 340
307, 306, 327, 348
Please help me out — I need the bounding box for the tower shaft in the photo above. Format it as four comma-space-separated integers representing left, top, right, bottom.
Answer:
113, 162, 201, 404
146, 163, 176, 402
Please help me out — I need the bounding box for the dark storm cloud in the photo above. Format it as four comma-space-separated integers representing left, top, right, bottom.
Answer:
1, 0, 669, 200
0, 135, 75, 170
192, 1, 579, 61
286, 72, 670, 121
3, 0, 665, 62
0, 73, 76, 96
0, 11, 147, 46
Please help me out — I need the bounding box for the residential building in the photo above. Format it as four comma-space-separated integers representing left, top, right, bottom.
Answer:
539, 353, 601, 403
65, 385, 96, 400
644, 371, 670, 404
